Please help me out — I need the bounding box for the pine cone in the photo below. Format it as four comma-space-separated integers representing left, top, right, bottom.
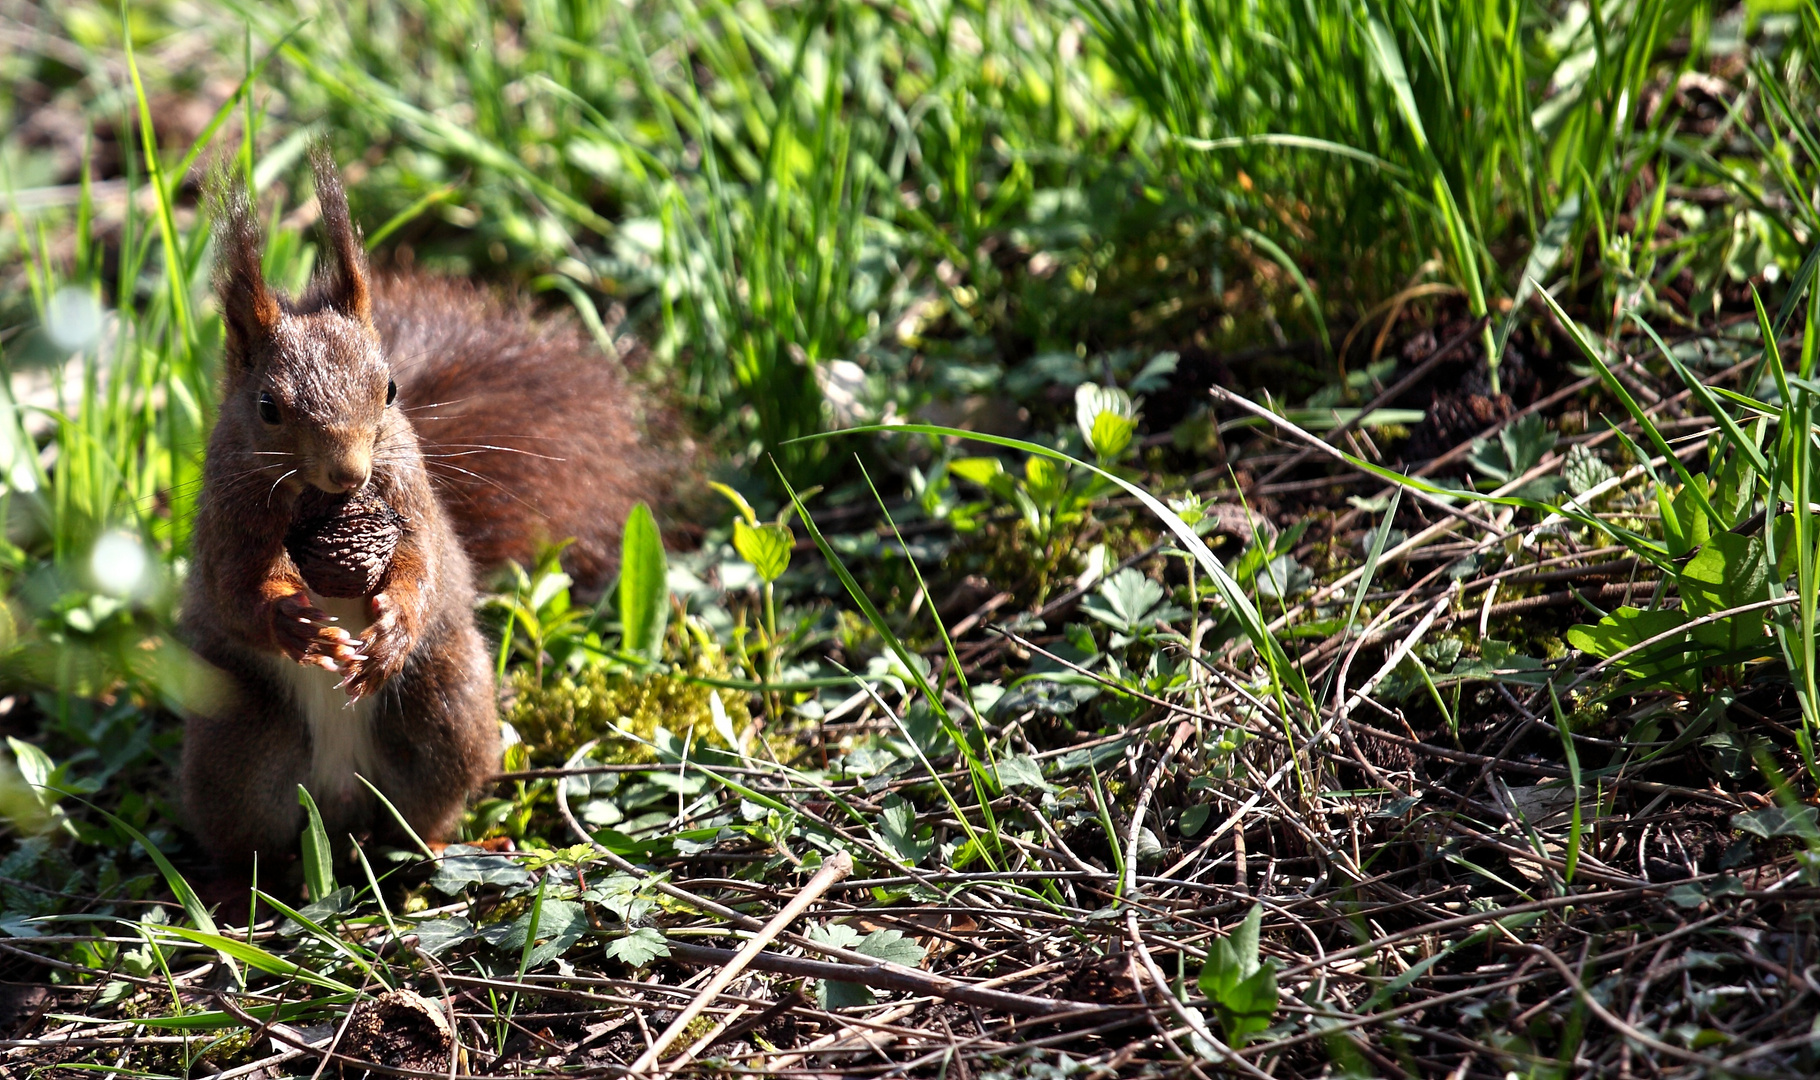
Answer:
285, 488, 405, 598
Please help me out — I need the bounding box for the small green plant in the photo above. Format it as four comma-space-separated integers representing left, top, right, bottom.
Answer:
1082, 567, 1188, 650
711, 482, 802, 716
1074, 383, 1138, 463
1197, 903, 1279, 1046
1468, 413, 1561, 497
944, 385, 1141, 601
485, 549, 610, 680
486, 503, 673, 679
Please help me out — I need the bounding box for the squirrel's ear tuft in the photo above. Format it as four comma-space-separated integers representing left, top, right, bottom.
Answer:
310, 144, 372, 326
209, 170, 280, 364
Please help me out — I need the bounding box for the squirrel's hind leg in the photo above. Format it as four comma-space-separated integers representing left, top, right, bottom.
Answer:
181, 675, 312, 871
366, 621, 501, 848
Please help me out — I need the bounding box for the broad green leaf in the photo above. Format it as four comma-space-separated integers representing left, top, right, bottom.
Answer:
619, 502, 669, 657
1733, 806, 1819, 839
1470, 414, 1557, 483
1075, 382, 1135, 434
6, 739, 55, 791
1254, 554, 1312, 601
815, 927, 927, 1009
1713, 445, 1759, 531
1563, 444, 1615, 497
1075, 383, 1138, 460
809, 922, 873, 1008
1081, 568, 1165, 630
733, 519, 793, 583
409, 918, 476, 957
818, 975, 873, 1010
1499, 414, 1558, 478
1229, 903, 1264, 976
1664, 482, 1712, 559
997, 754, 1050, 792
1679, 533, 1770, 652
429, 847, 532, 894
948, 456, 1005, 488
855, 927, 925, 967
1467, 436, 1515, 482
1197, 905, 1277, 1046
588, 872, 659, 924
0, 742, 53, 835
1218, 967, 1279, 1045
1566, 607, 1698, 691
1088, 411, 1136, 461
296, 785, 335, 901
505, 899, 589, 970
872, 794, 934, 867
1200, 941, 1242, 1001
1667, 877, 1745, 909
808, 922, 864, 950
1023, 455, 1068, 503
605, 926, 669, 966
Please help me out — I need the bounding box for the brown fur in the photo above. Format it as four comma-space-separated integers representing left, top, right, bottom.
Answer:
375, 275, 679, 588
181, 148, 674, 869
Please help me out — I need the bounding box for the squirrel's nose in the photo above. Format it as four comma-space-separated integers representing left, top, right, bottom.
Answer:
325, 461, 370, 493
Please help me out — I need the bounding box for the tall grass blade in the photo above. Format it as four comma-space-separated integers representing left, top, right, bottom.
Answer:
1535, 286, 1719, 527
1548, 683, 1583, 884
296, 785, 335, 901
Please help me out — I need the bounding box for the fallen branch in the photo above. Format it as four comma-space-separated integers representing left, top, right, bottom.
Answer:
631, 851, 853, 1075
662, 942, 1088, 1017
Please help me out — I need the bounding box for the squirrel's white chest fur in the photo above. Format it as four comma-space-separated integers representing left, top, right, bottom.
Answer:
273, 594, 379, 802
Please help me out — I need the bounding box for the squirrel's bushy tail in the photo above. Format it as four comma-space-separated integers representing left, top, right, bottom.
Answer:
373, 274, 684, 589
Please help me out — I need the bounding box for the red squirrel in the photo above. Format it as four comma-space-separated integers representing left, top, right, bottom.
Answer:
180, 149, 675, 868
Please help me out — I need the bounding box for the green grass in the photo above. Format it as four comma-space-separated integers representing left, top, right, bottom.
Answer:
6, 0, 1820, 1075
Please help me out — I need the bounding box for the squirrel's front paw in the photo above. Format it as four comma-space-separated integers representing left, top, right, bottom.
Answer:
339, 592, 411, 700
272, 592, 364, 671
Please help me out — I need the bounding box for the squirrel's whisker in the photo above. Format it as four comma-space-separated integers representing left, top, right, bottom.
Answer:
419, 446, 566, 462
420, 460, 550, 516
399, 396, 476, 412
266, 468, 299, 507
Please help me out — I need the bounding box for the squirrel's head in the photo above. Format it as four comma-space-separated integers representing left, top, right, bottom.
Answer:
212, 147, 396, 496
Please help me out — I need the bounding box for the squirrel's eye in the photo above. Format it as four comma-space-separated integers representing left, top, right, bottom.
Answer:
386, 379, 397, 406
257, 392, 280, 425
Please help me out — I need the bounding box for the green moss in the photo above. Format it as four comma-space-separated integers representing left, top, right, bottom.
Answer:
506, 652, 751, 766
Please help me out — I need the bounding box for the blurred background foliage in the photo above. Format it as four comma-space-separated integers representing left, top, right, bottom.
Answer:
13, 1, 1817, 486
